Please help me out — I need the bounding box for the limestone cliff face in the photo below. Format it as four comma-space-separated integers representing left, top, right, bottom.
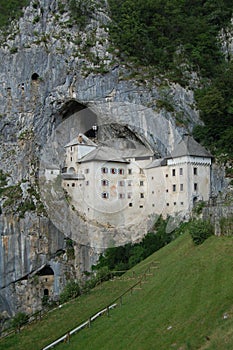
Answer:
0, 0, 209, 316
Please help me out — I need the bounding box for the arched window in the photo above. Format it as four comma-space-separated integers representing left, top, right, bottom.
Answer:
44, 289, 49, 296
31, 73, 39, 81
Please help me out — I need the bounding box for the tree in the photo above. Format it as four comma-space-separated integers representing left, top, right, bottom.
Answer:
11, 312, 29, 332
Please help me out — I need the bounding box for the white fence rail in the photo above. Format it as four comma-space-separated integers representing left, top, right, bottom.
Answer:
42, 303, 117, 350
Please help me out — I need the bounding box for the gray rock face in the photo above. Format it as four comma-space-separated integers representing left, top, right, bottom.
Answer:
0, 0, 225, 316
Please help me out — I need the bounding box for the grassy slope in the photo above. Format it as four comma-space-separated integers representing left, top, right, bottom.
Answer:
2, 233, 233, 349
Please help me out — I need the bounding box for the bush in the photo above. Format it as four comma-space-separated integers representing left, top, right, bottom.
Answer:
59, 280, 80, 304
188, 220, 214, 245
11, 312, 29, 331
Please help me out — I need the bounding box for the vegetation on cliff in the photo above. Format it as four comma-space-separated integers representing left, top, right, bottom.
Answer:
108, 0, 233, 159
0, 0, 29, 28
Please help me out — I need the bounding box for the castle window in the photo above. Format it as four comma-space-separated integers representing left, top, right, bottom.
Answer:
101, 192, 109, 199
128, 192, 132, 199
194, 183, 198, 191
31, 73, 39, 81
194, 167, 198, 175
118, 168, 124, 175
172, 169, 176, 176
102, 167, 108, 174
118, 180, 125, 187
111, 168, 117, 174
119, 193, 125, 199
152, 204, 155, 207
140, 181, 144, 186
70, 146, 73, 151
152, 191, 154, 194
44, 288, 49, 296
86, 181, 89, 186
180, 168, 183, 175
70, 157, 72, 161
181, 202, 184, 205
166, 174, 168, 177
172, 184, 176, 192
101, 179, 109, 186
151, 176, 154, 180
139, 205, 143, 208
174, 202, 176, 206
85, 168, 89, 174
129, 203, 133, 207
140, 193, 144, 198
67, 183, 69, 187
166, 203, 169, 206
166, 189, 168, 193
72, 183, 75, 187
180, 184, 184, 191
139, 169, 144, 174
128, 180, 132, 186
128, 169, 132, 175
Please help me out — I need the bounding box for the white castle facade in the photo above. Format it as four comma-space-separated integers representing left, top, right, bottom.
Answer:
61, 133, 212, 228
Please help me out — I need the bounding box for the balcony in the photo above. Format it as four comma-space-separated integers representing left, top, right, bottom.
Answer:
61, 173, 85, 180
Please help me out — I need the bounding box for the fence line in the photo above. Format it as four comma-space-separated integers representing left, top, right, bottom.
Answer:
42, 260, 159, 350
42, 303, 117, 350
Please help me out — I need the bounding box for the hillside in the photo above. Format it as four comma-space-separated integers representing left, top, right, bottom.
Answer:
2, 233, 233, 349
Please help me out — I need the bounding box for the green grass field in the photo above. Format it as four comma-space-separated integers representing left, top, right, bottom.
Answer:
2, 233, 233, 349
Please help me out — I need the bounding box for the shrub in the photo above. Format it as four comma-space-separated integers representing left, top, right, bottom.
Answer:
11, 312, 29, 332
188, 219, 214, 245
59, 280, 80, 304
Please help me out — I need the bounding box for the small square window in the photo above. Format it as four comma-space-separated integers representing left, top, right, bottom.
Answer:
111, 168, 117, 174
166, 174, 168, 178
128, 192, 132, 199
194, 167, 198, 175
181, 202, 184, 205
72, 183, 75, 187
172, 169, 176, 176
129, 203, 133, 207
139, 205, 143, 208
118, 180, 125, 187
152, 204, 155, 207
152, 191, 154, 194
174, 202, 176, 205
102, 192, 109, 199
139, 169, 144, 174
101, 167, 108, 174
140, 193, 144, 198
180, 184, 184, 191
118, 168, 124, 175
128, 180, 132, 186
119, 193, 125, 199
166, 203, 169, 206
140, 181, 144, 186
151, 176, 154, 180
128, 169, 132, 175
101, 179, 109, 186
166, 189, 168, 193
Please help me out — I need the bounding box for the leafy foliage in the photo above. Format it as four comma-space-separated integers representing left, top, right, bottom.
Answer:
93, 217, 179, 271
11, 312, 29, 331
193, 62, 233, 158
188, 219, 214, 245
59, 280, 80, 304
0, 0, 29, 29
108, 0, 232, 77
